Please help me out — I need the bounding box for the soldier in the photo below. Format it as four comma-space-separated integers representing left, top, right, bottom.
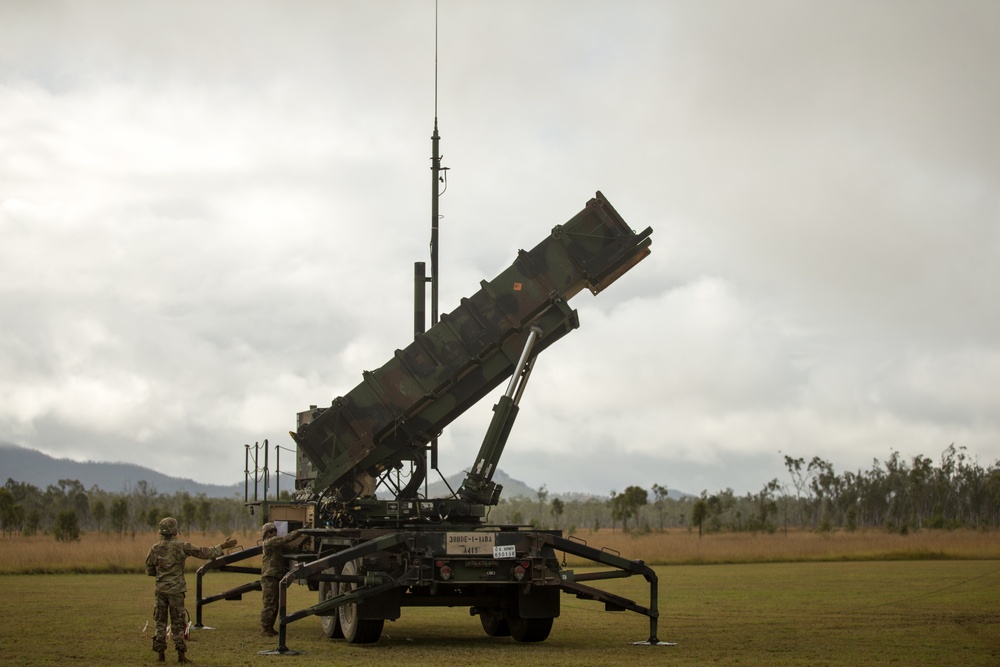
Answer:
260, 522, 307, 636
145, 517, 237, 663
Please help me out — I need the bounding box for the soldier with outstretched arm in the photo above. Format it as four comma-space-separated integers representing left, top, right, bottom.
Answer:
145, 517, 237, 663
260, 522, 307, 636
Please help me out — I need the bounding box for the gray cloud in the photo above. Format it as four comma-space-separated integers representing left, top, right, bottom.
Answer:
1, 1, 997, 496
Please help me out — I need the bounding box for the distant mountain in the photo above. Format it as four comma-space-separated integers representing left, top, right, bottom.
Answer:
0, 441, 694, 501
0, 441, 243, 498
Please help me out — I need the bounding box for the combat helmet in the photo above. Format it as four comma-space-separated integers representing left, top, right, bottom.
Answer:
158, 517, 179, 537
261, 522, 277, 537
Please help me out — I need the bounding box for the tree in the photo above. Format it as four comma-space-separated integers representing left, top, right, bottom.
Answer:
132, 480, 156, 531
5, 480, 42, 534
0, 488, 18, 537
147, 507, 161, 531
53, 510, 81, 542
613, 486, 648, 532
692, 496, 707, 537
608, 490, 620, 533
535, 484, 548, 527
91, 499, 106, 534
110, 497, 129, 537
196, 499, 212, 534
651, 483, 670, 531
782, 454, 810, 526
550, 497, 565, 529
808, 457, 837, 531
750, 479, 780, 532
59, 480, 89, 527
24, 509, 41, 536
182, 499, 197, 533
609, 486, 649, 531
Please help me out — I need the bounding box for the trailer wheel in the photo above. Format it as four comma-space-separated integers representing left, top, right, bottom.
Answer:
479, 609, 511, 637
318, 568, 344, 639
509, 616, 553, 643
338, 558, 384, 644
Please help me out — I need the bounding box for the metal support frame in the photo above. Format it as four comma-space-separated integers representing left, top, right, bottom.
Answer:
194, 529, 673, 654
536, 533, 675, 646
269, 532, 408, 654
194, 545, 263, 627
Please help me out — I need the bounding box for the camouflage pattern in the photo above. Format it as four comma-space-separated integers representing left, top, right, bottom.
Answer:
260, 576, 281, 632
145, 521, 235, 652
261, 529, 301, 577
260, 529, 303, 630
151, 592, 187, 653
158, 516, 178, 536
291, 192, 653, 502
145, 537, 225, 594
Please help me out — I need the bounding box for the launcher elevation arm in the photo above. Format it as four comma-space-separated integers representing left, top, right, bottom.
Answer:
458, 324, 542, 505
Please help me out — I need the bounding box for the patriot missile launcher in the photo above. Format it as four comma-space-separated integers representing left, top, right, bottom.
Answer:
196, 192, 670, 652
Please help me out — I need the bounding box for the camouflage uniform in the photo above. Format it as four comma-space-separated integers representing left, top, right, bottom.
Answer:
260, 523, 305, 635
145, 517, 236, 661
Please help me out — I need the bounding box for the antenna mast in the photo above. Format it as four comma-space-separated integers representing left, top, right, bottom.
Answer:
430, 8, 442, 328
418, 0, 447, 337
415, 0, 448, 481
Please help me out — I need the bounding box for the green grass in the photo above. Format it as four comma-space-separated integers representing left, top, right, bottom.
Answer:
1, 562, 998, 665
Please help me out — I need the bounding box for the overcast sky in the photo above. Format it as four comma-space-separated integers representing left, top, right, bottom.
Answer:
2, 1, 998, 498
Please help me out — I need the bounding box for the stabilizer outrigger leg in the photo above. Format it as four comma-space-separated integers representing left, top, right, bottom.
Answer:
257, 625, 301, 657
631, 572, 676, 647
539, 533, 678, 647
258, 575, 301, 656
632, 604, 678, 647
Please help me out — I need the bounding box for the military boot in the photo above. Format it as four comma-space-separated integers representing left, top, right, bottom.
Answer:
262, 625, 278, 637
177, 649, 190, 663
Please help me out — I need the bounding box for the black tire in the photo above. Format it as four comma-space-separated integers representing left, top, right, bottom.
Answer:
479, 609, 511, 637
509, 616, 553, 643
318, 568, 344, 639
338, 559, 384, 644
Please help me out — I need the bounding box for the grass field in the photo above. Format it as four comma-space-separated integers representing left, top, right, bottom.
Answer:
0, 562, 997, 666
1, 529, 998, 665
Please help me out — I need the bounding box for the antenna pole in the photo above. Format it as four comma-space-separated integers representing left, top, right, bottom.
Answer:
429, 1, 447, 478
429, 0, 442, 326
430, 119, 440, 326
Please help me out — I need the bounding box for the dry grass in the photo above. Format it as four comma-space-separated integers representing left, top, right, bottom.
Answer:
559, 527, 1000, 566
1, 526, 998, 574
0, 529, 259, 574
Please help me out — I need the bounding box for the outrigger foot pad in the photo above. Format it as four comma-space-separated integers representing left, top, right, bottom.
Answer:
632, 639, 678, 646
258, 647, 302, 656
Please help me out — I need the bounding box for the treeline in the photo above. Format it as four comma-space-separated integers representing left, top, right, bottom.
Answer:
0, 478, 258, 541
3, 445, 998, 541
487, 445, 1000, 535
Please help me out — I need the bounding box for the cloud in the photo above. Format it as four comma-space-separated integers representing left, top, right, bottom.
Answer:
1, 1, 998, 496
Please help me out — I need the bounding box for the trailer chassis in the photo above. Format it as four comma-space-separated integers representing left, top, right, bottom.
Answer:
195, 527, 673, 654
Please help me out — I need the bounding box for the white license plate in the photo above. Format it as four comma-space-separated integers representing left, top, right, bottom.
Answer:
493, 544, 516, 559
446, 532, 496, 555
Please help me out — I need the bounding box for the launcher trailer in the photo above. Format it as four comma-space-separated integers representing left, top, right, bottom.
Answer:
195, 192, 668, 653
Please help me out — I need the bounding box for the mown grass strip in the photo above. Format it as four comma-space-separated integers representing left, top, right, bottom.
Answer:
1, 562, 998, 666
